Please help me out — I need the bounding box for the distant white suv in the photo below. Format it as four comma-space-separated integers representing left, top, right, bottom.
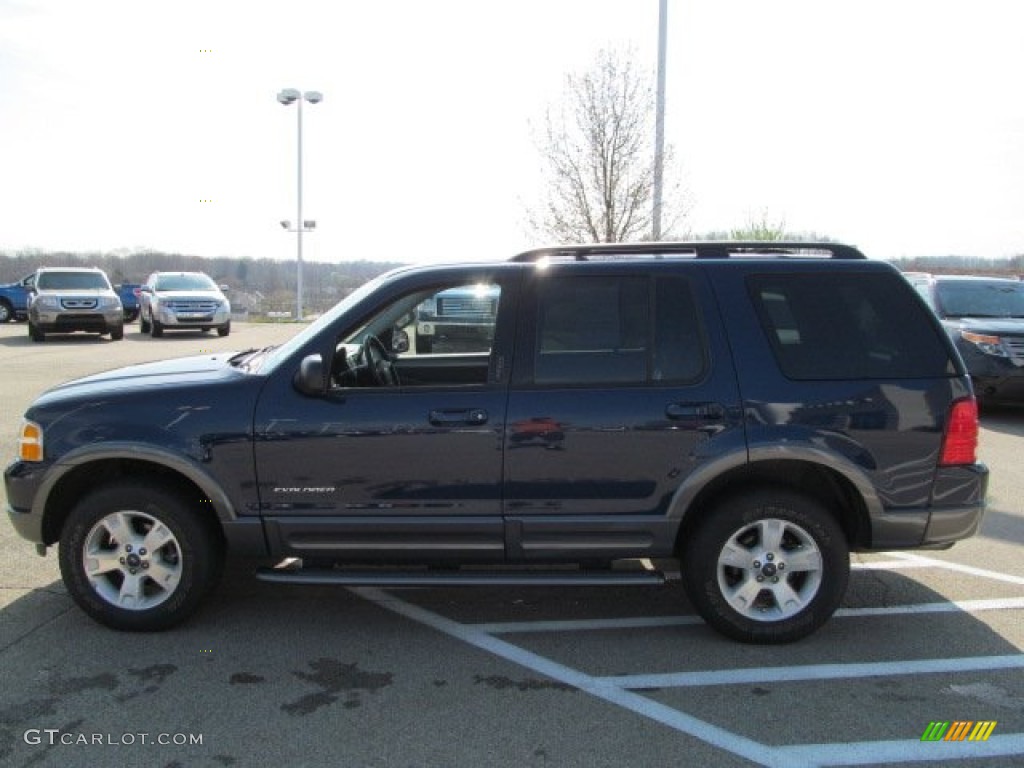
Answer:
139, 271, 231, 337
27, 267, 124, 342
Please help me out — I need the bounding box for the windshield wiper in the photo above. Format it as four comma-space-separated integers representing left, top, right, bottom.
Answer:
228, 348, 258, 365
231, 346, 277, 371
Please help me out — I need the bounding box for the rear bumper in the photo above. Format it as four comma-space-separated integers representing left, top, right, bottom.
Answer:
866, 463, 989, 549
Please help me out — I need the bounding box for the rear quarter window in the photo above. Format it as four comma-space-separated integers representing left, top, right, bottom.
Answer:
748, 272, 956, 380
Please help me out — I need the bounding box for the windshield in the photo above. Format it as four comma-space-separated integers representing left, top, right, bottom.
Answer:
154, 273, 218, 291
36, 271, 110, 290
256, 272, 394, 373
936, 280, 1024, 318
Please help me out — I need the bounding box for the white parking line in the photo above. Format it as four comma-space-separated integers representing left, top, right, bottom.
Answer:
887, 551, 1024, 586
470, 596, 1024, 635
602, 653, 1024, 690
351, 586, 804, 768
850, 559, 936, 570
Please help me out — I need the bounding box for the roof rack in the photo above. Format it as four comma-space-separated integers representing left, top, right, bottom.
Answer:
510, 241, 866, 263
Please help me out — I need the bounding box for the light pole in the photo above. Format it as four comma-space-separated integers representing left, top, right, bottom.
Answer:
277, 88, 322, 320
652, 0, 667, 241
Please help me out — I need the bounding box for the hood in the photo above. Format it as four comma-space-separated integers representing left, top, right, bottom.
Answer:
34, 352, 246, 405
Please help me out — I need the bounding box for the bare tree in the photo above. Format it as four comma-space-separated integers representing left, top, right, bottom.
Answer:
528, 49, 685, 243
729, 209, 788, 241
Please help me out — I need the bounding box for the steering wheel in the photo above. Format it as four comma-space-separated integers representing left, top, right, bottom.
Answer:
360, 334, 399, 387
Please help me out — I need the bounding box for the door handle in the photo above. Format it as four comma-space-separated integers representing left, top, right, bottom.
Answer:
429, 408, 489, 426
665, 402, 725, 421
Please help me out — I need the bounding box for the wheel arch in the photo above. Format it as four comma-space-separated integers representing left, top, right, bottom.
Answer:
37, 447, 236, 546
671, 455, 877, 555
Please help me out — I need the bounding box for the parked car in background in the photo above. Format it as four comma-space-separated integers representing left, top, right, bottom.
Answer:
138, 271, 231, 337
27, 267, 124, 342
414, 284, 499, 353
907, 273, 1024, 403
0, 273, 35, 323
117, 283, 142, 323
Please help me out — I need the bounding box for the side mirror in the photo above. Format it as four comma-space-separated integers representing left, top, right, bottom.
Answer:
293, 353, 327, 396
219, 284, 230, 291
139, 286, 152, 294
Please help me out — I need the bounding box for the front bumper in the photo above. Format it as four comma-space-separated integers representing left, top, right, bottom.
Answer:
31, 308, 123, 333
4, 459, 48, 544
155, 306, 230, 328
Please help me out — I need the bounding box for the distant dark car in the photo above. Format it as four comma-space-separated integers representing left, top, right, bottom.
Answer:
117, 283, 142, 323
908, 274, 1024, 403
0, 273, 35, 323
7, 242, 987, 644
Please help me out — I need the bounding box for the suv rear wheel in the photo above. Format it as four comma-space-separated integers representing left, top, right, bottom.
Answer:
681, 489, 849, 644
58, 481, 222, 631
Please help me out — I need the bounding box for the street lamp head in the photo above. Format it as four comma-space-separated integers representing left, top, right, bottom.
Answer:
276, 88, 300, 105
304, 90, 323, 104
303, 220, 316, 230
280, 220, 291, 229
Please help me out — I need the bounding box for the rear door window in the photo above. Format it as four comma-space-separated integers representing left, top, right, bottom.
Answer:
532, 275, 707, 386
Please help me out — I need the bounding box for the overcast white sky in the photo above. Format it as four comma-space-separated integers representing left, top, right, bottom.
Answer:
1, 0, 1022, 265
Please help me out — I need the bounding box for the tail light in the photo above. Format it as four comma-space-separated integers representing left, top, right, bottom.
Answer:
939, 398, 979, 466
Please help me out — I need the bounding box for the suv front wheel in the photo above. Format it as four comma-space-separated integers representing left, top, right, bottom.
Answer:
58, 481, 222, 631
681, 489, 849, 644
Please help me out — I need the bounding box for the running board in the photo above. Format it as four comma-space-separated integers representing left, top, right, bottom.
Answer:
255, 567, 666, 587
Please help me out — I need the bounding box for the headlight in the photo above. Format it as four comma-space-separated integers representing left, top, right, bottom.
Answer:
17, 420, 44, 462
100, 297, 122, 309
961, 330, 1007, 357
34, 296, 59, 310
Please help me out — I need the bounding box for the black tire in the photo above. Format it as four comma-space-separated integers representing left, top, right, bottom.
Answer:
681, 489, 849, 644
109, 324, 124, 341
29, 322, 45, 342
58, 481, 223, 631
217, 321, 230, 337
0, 300, 12, 323
150, 318, 164, 338
139, 312, 151, 334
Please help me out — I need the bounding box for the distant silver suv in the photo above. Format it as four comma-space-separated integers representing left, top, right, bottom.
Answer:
27, 267, 124, 342
139, 271, 231, 337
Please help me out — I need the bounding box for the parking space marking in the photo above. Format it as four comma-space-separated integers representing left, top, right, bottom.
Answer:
776, 734, 1024, 766
850, 559, 937, 570
351, 586, 799, 768
470, 596, 1024, 634
888, 551, 1024, 586
602, 653, 1024, 689
352, 546, 1024, 768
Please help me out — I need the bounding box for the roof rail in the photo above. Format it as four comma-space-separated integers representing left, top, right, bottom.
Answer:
510, 241, 866, 263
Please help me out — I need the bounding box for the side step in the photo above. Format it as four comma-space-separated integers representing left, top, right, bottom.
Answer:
255, 567, 666, 587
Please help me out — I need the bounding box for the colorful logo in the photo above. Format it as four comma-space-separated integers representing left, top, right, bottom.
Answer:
921, 721, 997, 742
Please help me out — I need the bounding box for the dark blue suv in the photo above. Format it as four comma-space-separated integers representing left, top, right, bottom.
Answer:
4, 242, 988, 643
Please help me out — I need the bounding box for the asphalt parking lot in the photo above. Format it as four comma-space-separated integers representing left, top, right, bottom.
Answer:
1, 321, 1023, 768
